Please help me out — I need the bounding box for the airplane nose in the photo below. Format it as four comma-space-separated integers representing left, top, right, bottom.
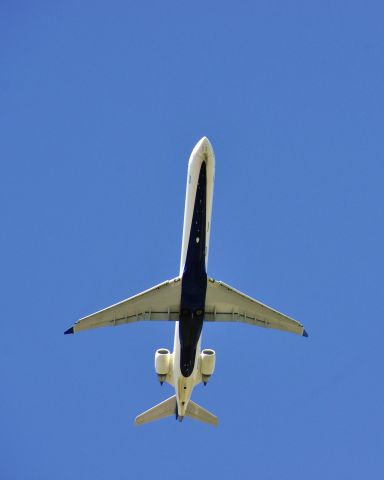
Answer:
189, 136, 215, 169
193, 136, 213, 157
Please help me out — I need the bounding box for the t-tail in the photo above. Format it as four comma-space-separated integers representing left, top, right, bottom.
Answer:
134, 395, 218, 427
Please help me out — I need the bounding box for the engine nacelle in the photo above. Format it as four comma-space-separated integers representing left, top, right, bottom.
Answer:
200, 349, 216, 384
155, 348, 171, 384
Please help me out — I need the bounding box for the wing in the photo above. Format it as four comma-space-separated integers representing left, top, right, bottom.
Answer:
205, 278, 307, 337
65, 277, 181, 334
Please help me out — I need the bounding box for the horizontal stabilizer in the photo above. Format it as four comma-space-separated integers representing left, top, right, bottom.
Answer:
135, 395, 176, 426
185, 400, 218, 426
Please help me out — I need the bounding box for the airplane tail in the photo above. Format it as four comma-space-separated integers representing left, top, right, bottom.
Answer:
134, 395, 177, 426
185, 400, 218, 426
134, 396, 218, 426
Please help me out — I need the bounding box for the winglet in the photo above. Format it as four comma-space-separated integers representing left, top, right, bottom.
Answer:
64, 326, 74, 335
303, 329, 309, 338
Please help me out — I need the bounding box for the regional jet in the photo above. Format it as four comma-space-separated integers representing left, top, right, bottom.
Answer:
65, 137, 307, 426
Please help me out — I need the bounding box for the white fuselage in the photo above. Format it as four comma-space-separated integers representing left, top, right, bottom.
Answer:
171, 137, 215, 417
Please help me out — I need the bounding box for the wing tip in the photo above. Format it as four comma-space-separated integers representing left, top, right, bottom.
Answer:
64, 326, 74, 335
302, 329, 309, 338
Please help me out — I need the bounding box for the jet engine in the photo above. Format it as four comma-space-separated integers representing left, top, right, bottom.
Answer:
155, 348, 171, 384
200, 349, 216, 385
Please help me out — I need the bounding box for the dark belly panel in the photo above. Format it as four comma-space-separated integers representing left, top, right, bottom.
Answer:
179, 162, 207, 377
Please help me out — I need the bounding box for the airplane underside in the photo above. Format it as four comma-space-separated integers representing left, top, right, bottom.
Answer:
65, 137, 308, 427
179, 160, 207, 377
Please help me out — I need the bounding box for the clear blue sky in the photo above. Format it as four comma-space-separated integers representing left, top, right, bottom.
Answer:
1, 1, 383, 478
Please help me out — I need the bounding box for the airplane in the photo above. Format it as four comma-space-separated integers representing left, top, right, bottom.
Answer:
65, 137, 308, 426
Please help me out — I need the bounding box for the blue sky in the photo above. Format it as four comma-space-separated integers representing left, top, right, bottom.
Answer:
1, 1, 384, 478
